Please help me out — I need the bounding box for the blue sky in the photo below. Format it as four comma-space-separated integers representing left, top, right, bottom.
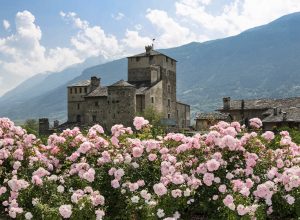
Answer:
1, 0, 300, 95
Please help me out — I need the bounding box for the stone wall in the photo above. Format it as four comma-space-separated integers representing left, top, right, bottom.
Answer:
107, 86, 136, 129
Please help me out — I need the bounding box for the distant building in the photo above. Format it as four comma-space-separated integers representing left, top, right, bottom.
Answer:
195, 112, 229, 131
218, 96, 300, 130
262, 107, 300, 130
67, 45, 190, 131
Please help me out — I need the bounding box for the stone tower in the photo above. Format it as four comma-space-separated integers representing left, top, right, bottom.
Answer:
106, 80, 136, 129
127, 45, 177, 122
67, 77, 100, 123
39, 118, 50, 136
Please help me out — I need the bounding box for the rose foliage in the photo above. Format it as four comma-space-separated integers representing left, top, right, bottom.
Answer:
0, 116, 300, 219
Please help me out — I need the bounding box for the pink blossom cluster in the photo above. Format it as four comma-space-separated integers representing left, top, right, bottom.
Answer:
0, 117, 300, 219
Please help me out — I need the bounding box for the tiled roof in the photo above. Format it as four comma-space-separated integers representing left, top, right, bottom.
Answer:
68, 80, 91, 87
86, 87, 108, 97
109, 80, 135, 87
196, 112, 229, 120
127, 49, 177, 61
136, 87, 149, 95
222, 97, 300, 110
177, 101, 190, 107
262, 107, 300, 123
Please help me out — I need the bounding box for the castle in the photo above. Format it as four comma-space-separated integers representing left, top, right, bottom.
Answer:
67, 45, 190, 131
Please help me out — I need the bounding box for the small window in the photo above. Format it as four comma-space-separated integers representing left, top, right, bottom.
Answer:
77, 103, 80, 110
79, 88, 82, 93
149, 56, 153, 63
168, 113, 171, 119
92, 115, 96, 122
84, 87, 87, 93
136, 57, 140, 62
166, 57, 169, 62
76, 115, 81, 122
171, 60, 174, 65
168, 85, 171, 93
168, 99, 171, 107
95, 101, 99, 106
70, 88, 72, 94
151, 97, 154, 103
75, 88, 77, 94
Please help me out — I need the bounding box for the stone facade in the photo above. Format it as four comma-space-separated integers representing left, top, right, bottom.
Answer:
218, 96, 300, 130
67, 46, 190, 131
195, 112, 229, 131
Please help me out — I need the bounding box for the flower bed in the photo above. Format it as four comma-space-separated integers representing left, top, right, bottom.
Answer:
0, 117, 300, 219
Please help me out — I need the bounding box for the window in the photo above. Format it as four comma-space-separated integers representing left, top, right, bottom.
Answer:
168, 99, 171, 107
136, 57, 140, 62
77, 103, 80, 110
70, 88, 72, 94
95, 101, 99, 107
149, 55, 154, 64
168, 113, 171, 119
75, 88, 77, 94
79, 88, 82, 93
76, 115, 81, 122
84, 87, 87, 93
151, 97, 154, 103
166, 57, 169, 62
168, 85, 171, 93
92, 115, 96, 122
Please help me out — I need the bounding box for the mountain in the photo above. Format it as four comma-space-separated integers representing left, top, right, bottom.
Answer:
0, 56, 107, 123
1, 12, 300, 123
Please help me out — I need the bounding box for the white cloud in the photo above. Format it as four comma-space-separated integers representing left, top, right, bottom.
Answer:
175, 0, 300, 38
0, 11, 81, 79
145, 9, 206, 48
134, 24, 143, 31
2, 20, 10, 30
112, 12, 125, 20
122, 30, 152, 49
61, 11, 122, 59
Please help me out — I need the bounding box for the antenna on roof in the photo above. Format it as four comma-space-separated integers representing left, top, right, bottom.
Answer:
152, 38, 155, 49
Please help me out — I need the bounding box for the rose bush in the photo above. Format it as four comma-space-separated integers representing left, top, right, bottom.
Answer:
0, 117, 300, 219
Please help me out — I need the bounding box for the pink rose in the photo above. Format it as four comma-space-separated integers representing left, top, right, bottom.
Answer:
59, 205, 72, 218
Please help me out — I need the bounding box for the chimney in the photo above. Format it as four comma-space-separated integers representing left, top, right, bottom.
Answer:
145, 45, 153, 56
54, 120, 59, 128
241, 100, 245, 110
223, 97, 231, 110
273, 107, 278, 116
91, 76, 100, 91
39, 118, 49, 136
282, 112, 287, 121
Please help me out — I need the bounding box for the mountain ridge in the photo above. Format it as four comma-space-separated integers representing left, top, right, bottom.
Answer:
1, 12, 300, 123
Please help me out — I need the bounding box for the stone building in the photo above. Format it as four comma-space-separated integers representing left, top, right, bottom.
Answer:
67, 45, 190, 131
218, 96, 300, 130
195, 112, 229, 131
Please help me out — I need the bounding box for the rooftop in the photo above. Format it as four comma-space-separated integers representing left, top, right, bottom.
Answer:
221, 97, 300, 110
109, 80, 135, 87
196, 112, 229, 120
262, 107, 300, 123
127, 49, 177, 62
68, 80, 91, 87
86, 87, 108, 97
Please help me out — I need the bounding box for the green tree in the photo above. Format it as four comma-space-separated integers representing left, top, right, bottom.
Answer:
22, 119, 39, 136
137, 107, 166, 136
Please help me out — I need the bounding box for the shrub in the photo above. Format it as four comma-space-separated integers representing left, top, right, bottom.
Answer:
0, 117, 300, 219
